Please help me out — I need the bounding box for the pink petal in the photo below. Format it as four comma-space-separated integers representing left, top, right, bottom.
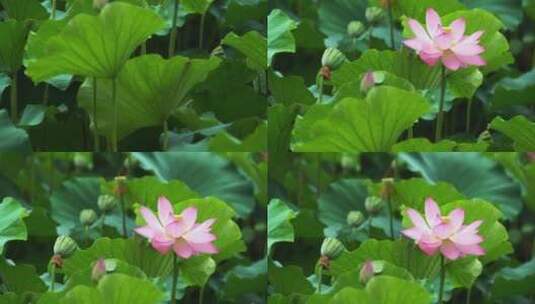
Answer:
420, 51, 441, 66
457, 54, 486, 66
449, 18, 466, 42
424, 198, 442, 227
165, 220, 187, 238
134, 225, 156, 239
452, 42, 485, 56
173, 239, 194, 258
157, 196, 175, 226
450, 230, 483, 245
460, 220, 483, 235
434, 208, 464, 239
408, 19, 432, 43
456, 243, 485, 256
184, 230, 216, 244
426, 8, 442, 38
151, 234, 174, 255
401, 227, 424, 241
404, 38, 425, 52
418, 235, 441, 256
180, 207, 198, 231
190, 242, 218, 255
460, 31, 484, 45
406, 209, 431, 232
440, 241, 462, 260
140, 207, 163, 232
441, 53, 462, 71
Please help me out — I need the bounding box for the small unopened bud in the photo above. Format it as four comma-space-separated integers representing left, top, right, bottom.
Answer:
320, 238, 345, 260
80, 209, 97, 227
73, 153, 93, 170
365, 196, 384, 215
93, 0, 108, 10
347, 21, 365, 38
92, 258, 107, 282
360, 71, 385, 93
346, 211, 365, 227
478, 129, 492, 144
53, 236, 78, 257
321, 48, 346, 71
366, 7, 384, 23
359, 260, 384, 285
98, 194, 117, 212
380, 178, 395, 200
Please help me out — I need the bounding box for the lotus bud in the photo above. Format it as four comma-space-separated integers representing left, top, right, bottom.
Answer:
80, 209, 97, 227
380, 178, 395, 200
53, 236, 78, 258
321, 48, 346, 71
365, 196, 384, 215
98, 194, 117, 213
93, 0, 108, 10
359, 260, 383, 285
360, 71, 385, 93
366, 7, 384, 23
73, 153, 93, 170
346, 210, 365, 228
320, 238, 345, 260
347, 21, 365, 38
123, 155, 138, 171
91, 258, 107, 282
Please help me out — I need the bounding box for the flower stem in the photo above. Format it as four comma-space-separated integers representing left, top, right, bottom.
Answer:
466, 287, 472, 304
317, 75, 324, 104
368, 216, 373, 237
171, 254, 178, 304
465, 98, 472, 134
120, 194, 126, 237
316, 264, 323, 293
199, 285, 205, 304
10, 71, 17, 122
387, 198, 394, 239
111, 78, 118, 152
387, 1, 395, 49
435, 65, 447, 142
93, 77, 100, 152
51, 0, 56, 19
49, 263, 56, 291
408, 126, 414, 139
438, 255, 445, 303
168, 0, 179, 58
199, 13, 206, 49
162, 119, 169, 151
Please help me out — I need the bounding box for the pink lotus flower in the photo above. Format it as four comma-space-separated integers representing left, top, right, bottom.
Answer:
404, 8, 486, 71
401, 197, 485, 260
135, 196, 218, 259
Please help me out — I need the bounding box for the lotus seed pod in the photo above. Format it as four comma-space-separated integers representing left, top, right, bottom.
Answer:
366, 7, 384, 23
320, 238, 345, 259
346, 210, 365, 227
365, 196, 384, 215
53, 236, 78, 257
321, 48, 346, 71
80, 209, 97, 226
98, 194, 117, 212
347, 21, 365, 38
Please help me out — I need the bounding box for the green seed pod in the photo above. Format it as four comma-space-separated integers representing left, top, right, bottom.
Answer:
365, 7, 384, 23
321, 48, 346, 71
347, 21, 365, 38
320, 238, 345, 259
80, 209, 97, 226
346, 210, 365, 227
365, 196, 384, 215
53, 235, 78, 257
98, 194, 117, 213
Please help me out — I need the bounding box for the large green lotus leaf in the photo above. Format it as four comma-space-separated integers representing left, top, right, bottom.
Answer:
317, 0, 367, 48
221, 259, 267, 301
25, 2, 165, 82
267, 199, 297, 254
120, 176, 199, 209
25, 19, 67, 62
392, 0, 465, 21
461, 0, 523, 30
441, 199, 512, 264
61, 274, 164, 304
222, 31, 267, 72
268, 264, 314, 296
490, 70, 535, 110
132, 152, 255, 217
331, 239, 441, 280
0, 110, 31, 152
63, 238, 174, 278
399, 153, 522, 220
179, 255, 216, 287
0, 197, 28, 253
78, 54, 220, 139
269, 74, 315, 106
490, 116, 535, 151
182, 0, 214, 14
291, 86, 430, 152
491, 259, 535, 298
363, 276, 431, 304
392, 178, 465, 209
0, 0, 48, 21
0, 258, 46, 294
50, 177, 133, 238
0, 20, 31, 73
267, 9, 298, 66
392, 138, 489, 152
317, 179, 368, 228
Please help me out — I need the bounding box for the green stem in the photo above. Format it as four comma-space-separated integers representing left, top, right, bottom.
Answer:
368, 216, 373, 237
51, 0, 56, 19
318, 75, 324, 104
92, 78, 100, 152
465, 98, 472, 134
171, 254, 178, 304
10, 71, 17, 122
388, 198, 394, 239
49, 263, 56, 291
168, 0, 179, 57
120, 195, 126, 237
162, 119, 169, 151
199, 285, 205, 304
111, 78, 118, 152
199, 13, 206, 49
408, 126, 414, 139
316, 265, 323, 293
435, 65, 446, 142
466, 287, 472, 304
141, 41, 147, 55
438, 255, 445, 303
387, 2, 395, 49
